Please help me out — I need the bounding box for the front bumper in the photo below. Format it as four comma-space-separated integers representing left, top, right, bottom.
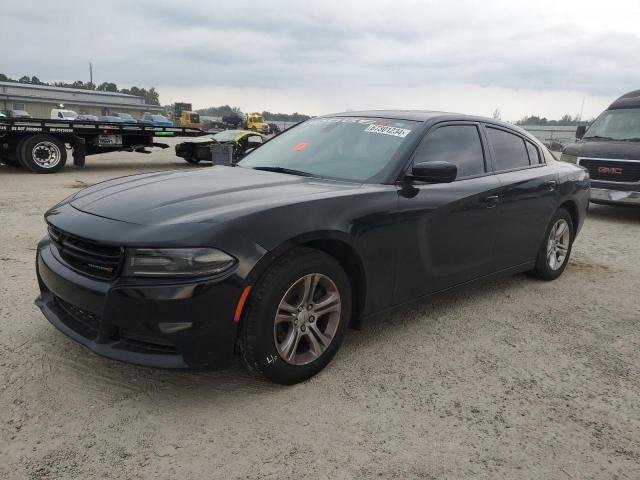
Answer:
35, 238, 242, 368
590, 187, 640, 206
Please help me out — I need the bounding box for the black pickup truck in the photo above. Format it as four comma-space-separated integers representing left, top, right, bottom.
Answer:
0, 117, 205, 173
561, 90, 640, 206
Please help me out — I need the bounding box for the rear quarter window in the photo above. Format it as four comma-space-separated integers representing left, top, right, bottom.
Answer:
525, 141, 542, 164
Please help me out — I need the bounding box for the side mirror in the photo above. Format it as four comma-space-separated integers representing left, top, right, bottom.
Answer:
409, 161, 457, 183
575, 125, 586, 139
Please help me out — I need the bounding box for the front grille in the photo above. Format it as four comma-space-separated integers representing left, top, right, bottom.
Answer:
48, 225, 123, 279
55, 295, 100, 339
579, 158, 640, 183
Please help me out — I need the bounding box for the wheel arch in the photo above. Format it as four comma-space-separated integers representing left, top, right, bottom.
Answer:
558, 199, 579, 236
244, 231, 368, 329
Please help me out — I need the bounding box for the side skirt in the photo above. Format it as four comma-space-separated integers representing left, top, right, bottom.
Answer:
358, 261, 536, 327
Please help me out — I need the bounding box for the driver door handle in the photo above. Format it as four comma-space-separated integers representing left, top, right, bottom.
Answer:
480, 194, 500, 208
546, 180, 557, 191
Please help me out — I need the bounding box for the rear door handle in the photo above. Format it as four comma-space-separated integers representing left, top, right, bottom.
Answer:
480, 194, 500, 208
546, 180, 557, 191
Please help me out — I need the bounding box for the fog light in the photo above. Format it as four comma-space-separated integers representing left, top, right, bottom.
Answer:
158, 322, 193, 334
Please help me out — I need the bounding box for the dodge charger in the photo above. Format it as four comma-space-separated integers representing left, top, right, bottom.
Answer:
35, 111, 590, 384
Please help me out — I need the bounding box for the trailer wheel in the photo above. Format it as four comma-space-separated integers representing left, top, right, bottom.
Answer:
20, 135, 67, 173
16, 137, 34, 171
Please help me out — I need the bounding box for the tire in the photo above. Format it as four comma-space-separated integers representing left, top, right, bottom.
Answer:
240, 247, 352, 385
16, 137, 34, 171
19, 135, 67, 173
184, 156, 201, 164
531, 208, 574, 280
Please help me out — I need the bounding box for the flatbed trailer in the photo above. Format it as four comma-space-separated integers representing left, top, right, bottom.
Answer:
0, 118, 207, 173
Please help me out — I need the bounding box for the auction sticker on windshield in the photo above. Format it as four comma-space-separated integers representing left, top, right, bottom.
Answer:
364, 124, 411, 138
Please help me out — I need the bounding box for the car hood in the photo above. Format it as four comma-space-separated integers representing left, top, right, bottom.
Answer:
69, 166, 359, 226
564, 139, 640, 160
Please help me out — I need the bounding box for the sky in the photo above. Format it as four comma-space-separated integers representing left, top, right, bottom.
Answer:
2, 0, 640, 121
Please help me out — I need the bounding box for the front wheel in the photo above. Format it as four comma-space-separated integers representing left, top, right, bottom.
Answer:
531, 208, 574, 280
240, 247, 351, 384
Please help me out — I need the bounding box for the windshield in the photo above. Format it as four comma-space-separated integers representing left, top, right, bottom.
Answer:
213, 130, 244, 142
61, 111, 77, 119
238, 117, 419, 182
152, 115, 168, 121
251, 115, 264, 123
585, 108, 640, 140
190, 113, 200, 122
118, 113, 133, 120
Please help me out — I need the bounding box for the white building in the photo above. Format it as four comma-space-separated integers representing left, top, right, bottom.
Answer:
0, 81, 163, 119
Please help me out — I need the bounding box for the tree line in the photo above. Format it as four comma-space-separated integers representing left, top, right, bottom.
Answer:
196, 104, 311, 122
0, 73, 160, 105
515, 114, 590, 126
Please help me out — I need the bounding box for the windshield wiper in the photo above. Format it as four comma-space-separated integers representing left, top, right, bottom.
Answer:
583, 135, 614, 140
251, 166, 316, 177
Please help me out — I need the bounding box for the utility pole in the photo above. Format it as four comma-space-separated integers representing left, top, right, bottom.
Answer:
89, 63, 93, 85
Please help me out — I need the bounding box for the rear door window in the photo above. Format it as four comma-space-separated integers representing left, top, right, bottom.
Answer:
413, 124, 486, 178
486, 127, 530, 171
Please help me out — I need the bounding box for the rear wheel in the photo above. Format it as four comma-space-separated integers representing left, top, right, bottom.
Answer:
240, 247, 351, 384
531, 208, 574, 280
19, 135, 67, 173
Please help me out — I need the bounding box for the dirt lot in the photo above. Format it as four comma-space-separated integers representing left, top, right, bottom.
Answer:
1, 141, 639, 479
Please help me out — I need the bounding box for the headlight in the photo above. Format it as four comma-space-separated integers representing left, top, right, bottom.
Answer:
560, 153, 577, 164
122, 248, 236, 277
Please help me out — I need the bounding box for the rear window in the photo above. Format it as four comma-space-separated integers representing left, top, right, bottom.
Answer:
486, 127, 530, 171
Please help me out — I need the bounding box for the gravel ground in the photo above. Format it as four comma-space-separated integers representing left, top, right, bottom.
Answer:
1, 141, 639, 479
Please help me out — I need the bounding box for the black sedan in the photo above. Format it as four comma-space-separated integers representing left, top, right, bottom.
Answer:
175, 129, 266, 164
35, 111, 589, 384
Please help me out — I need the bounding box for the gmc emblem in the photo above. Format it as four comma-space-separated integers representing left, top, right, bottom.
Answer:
597, 166, 623, 174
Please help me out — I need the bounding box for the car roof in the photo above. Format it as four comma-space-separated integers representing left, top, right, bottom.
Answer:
321, 110, 532, 137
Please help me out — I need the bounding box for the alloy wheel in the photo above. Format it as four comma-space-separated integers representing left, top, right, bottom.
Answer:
274, 273, 341, 366
547, 219, 570, 270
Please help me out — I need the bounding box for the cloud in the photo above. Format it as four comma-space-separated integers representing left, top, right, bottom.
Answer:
1, 0, 638, 118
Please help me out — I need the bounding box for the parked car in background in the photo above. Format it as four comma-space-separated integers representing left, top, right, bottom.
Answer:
50, 108, 78, 120
142, 113, 173, 127
7, 109, 32, 118
175, 129, 266, 164
222, 113, 245, 128
111, 112, 138, 124
76, 114, 99, 121
98, 115, 124, 123
36, 111, 589, 384
561, 89, 640, 206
